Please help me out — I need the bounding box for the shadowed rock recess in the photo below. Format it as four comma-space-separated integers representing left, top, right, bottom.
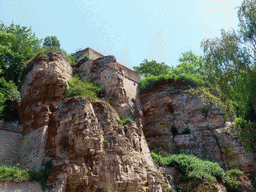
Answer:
2, 47, 256, 191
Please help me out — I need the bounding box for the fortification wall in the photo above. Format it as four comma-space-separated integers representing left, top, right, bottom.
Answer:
76, 47, 104, 62
19, 126, 48, 171
112, 62, 142, 84
0, 120, 47, 171
0, 121, 23, 168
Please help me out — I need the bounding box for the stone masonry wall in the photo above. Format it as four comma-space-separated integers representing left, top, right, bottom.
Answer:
75, 47, 104, 63
19, 125, 48, 171
0, 121, 48, 171
0, 121, 23, 168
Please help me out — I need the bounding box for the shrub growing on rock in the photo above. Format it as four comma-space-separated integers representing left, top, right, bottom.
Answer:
62, 72, 105, 102
182, 127, 191, 134
150, 151, 246, 192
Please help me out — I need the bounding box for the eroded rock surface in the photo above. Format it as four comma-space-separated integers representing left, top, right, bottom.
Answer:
15, 49, 256, 191
139, 78, 256, 190
44, 97, 163, 191
18, 52, 164, 191
18, 51, 72, 134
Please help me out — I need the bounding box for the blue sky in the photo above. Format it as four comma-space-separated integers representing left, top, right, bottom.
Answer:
0, 0, 246, 73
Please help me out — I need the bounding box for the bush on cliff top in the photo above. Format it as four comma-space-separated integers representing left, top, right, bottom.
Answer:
23, 46, 76, 66
137, 72, 212, 90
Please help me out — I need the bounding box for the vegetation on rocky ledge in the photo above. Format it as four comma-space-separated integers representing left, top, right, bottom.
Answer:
0, 158, 53, 192
151, 151, 252, 191
62, 70, 105, 102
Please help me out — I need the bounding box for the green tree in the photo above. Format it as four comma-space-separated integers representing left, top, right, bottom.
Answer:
172, 50, 207, 76
133, 59, 172, 78
0, 77, 21, 122
43, 35, 60, 48
200, 0, 256, 152
200, 28, 253, 123
168, 50, 215, 86
0, 21, 43, 86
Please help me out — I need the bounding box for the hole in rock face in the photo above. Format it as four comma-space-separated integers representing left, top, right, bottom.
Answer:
59, 135, 70, 153
168, 104, 174, 113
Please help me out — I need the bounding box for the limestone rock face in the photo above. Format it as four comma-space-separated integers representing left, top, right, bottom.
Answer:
16, 49, 256, 191
44, 97, 163, 191
139, 78, 256, 190
18, 51, 164, 191
19, 52, 72, 134
72, 54, 142, 121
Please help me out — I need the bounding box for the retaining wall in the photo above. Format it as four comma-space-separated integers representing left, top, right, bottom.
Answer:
0, 121, 23, 168
19, 125, 48, 171
0, 120, 47, 172
0, 181, 43, 192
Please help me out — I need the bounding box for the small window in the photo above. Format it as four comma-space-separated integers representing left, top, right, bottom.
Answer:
134, 83, 135, 86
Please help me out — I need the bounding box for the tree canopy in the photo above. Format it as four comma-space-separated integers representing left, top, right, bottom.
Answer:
43, 35, 60, 48
133, 59, 172, 78
0, 21, 43, 86
199, 0, 256, 151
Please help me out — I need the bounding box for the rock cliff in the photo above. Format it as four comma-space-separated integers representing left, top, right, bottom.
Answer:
139, 79, 256, 191
15, 51, 164, 191
8, 49, 256, 191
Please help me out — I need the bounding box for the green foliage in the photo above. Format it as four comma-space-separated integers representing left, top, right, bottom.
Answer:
62, 72, 105, 102
171, 125, 179, 134
229, 70, 256, 123
66, 52, 76, 64
82, 53, 93, 60
0, 77, 21, 122
0, 92, 5, 113
133, 59, 172, 78
134, 50, 216, 90
0, 21, 43, 86
198, 1, 256, 155
161, 179, 173, 191
137, 72, 212, 90
118, 117, 132, 127
234, 117, 249, 129
201, 105, 211, 118
43, 35, 60, 48
236, 120, 256, 152
0, 158, 53, 191
222, 169, 244, 192
171, 50, 211, 82
150, 151, 246, 191
108, 97, 116, 108
182, 127, 191, 134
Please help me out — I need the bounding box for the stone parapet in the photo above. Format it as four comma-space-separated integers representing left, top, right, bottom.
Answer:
75, 47, 104, 62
